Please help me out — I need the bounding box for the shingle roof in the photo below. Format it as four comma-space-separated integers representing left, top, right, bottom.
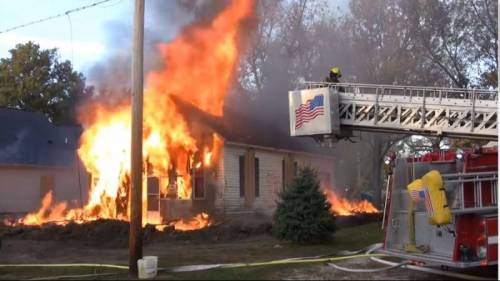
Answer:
0, 107, 81, 167
170, 96, 333, 155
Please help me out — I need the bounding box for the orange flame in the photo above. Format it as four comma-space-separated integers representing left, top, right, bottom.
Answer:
19, 191, 69, 226
324, 189, 379, 216
204, 151, 213, 167
154, 212, 212, 232
9, 0, 256, 229
171, 212, 212, 231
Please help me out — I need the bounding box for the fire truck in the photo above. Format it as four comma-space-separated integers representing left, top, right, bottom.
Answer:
289, 82, 498, 268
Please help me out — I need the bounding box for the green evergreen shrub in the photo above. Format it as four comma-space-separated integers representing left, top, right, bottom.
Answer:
273, 167, 336, 244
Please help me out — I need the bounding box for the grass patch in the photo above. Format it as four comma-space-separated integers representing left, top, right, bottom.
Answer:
0, 266, 128, 280
160, 222, 383, 280
159, 264, 313, 280
0, 222, 383, 280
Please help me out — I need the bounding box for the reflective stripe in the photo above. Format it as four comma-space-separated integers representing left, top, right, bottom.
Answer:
488, 236, 497, 244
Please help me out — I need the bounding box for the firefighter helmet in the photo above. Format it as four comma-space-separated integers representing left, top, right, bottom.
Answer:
330, 67, 341, 77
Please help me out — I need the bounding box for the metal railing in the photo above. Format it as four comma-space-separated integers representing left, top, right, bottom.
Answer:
293, 81, 498, 140
300, 81, 498, 102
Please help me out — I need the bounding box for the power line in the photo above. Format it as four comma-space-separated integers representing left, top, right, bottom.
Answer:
0, 0, 115, 35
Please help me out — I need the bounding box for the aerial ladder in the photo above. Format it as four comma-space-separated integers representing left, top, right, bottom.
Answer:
289, 82, 498, 268
290, 82, 497, 141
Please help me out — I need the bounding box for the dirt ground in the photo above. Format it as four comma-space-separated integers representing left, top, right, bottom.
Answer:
0, 221, 497, 280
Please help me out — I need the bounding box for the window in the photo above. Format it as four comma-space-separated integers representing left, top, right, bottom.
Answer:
282, 159, 286, 191
255, 157, 260, 197
147, 177, 160, 211
193, 169, 205, 199
239, 155, 245, 197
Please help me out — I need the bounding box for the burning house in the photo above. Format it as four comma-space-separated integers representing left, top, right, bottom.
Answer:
147, 133, 337, 224
1, 0, 377, 230
0, 104, 374, 228
0, 104, 336, 226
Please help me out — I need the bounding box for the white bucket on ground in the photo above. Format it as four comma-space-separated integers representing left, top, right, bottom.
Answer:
138, 256, 158, 279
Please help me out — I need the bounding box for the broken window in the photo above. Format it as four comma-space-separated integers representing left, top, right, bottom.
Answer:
147, 177, 160, 211
193, 168, 205, 199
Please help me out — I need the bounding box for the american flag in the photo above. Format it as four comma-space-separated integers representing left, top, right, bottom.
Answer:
410, 187, 434, 217
295, 95, 324, 129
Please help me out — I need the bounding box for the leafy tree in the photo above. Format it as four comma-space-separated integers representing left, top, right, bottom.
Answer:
273, 167, 336, 244
402, 0, 498, 88
0, 41, 93, 125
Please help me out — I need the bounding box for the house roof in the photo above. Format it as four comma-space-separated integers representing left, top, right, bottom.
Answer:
0, 107, 81, 167
170, 96, 334, 156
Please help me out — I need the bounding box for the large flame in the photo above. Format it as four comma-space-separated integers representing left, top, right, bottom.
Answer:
324, 190, 379, 216
8, 0, 255, 231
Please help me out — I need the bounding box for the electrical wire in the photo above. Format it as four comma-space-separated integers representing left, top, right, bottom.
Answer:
0, 0, 115, 35
100, 0, 125, 8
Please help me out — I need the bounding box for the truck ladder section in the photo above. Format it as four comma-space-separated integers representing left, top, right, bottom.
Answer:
443, 171, 498, 214
301, 82, 498, 140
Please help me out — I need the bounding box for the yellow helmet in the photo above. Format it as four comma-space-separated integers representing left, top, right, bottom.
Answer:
330, 67, 341, 75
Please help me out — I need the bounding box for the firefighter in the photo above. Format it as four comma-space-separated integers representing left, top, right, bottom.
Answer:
325, 67, 345, 92
383, 152, 396, 175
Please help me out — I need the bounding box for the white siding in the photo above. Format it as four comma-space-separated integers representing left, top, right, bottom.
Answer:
0, 164, 89, 213
213, 146, 225, 215
220, 143, 334, 218
222, 146, 247, 213
253, 151, 283, 216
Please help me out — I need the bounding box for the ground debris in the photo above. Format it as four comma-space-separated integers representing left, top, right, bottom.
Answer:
2, 219, 273, 247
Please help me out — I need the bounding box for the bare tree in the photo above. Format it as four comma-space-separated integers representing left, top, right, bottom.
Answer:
239, 0, 284, 95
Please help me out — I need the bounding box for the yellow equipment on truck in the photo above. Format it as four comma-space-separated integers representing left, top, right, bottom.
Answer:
405, 170, 452, 253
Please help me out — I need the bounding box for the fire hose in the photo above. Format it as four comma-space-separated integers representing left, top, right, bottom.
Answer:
0, 263, 129, 280
0, 244, 496, 280
0, 254, 386, 280
328, 243, 495, 281
163, 253, 386, 272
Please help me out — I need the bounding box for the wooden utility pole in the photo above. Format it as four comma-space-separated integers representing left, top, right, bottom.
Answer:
129, 0, 145, 275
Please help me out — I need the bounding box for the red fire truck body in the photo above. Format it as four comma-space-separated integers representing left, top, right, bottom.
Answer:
382, 148, 498, 268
